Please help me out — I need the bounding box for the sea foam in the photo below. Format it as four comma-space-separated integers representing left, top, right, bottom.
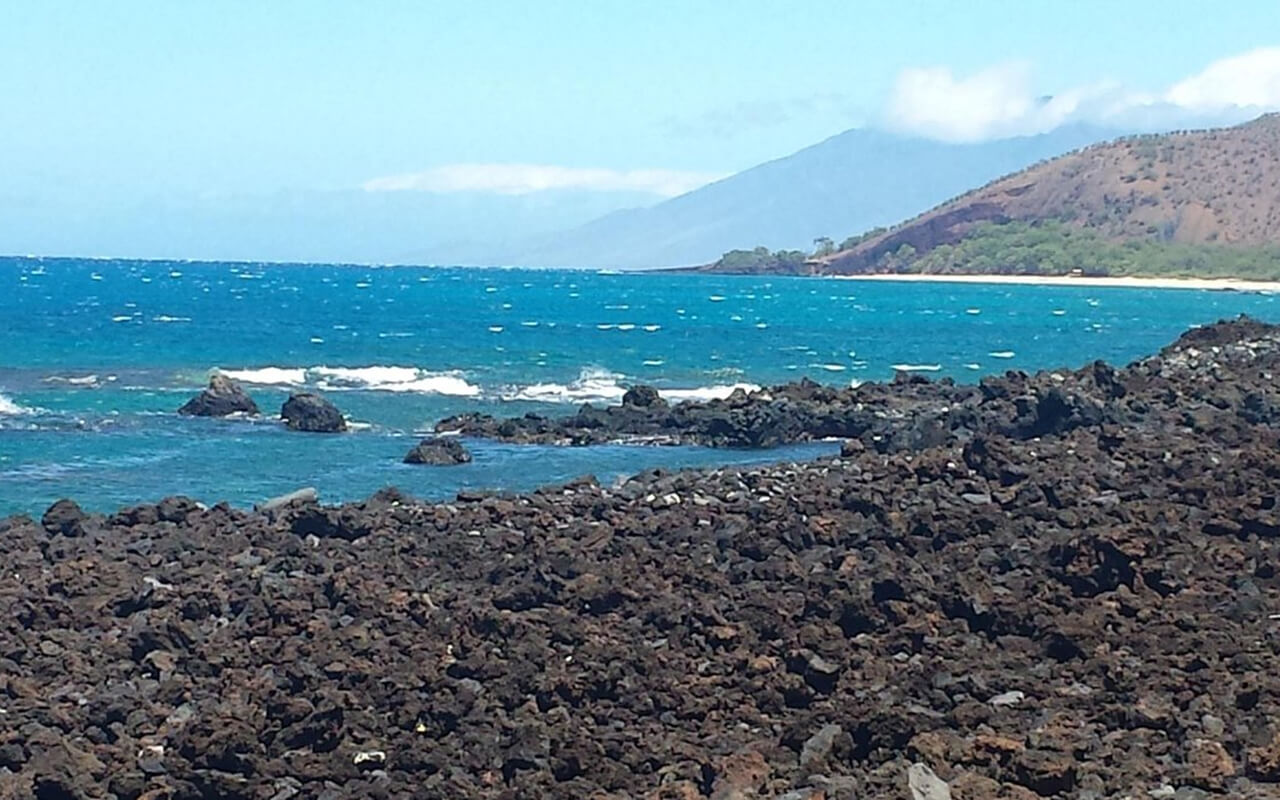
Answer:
217, 366, 481, 397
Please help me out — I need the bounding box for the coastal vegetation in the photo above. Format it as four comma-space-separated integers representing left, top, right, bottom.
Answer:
885, 220, 1280, 279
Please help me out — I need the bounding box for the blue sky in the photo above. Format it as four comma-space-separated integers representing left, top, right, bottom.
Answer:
2, 1, 1278, 260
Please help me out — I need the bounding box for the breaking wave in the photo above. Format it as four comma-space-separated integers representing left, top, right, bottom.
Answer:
500, 367, 760, 405
216, 366, 480, 397
0, 393, 32, 415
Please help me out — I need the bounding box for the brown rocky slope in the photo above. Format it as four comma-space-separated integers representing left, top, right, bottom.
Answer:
818, 114, 1280, 274
6, 319, 1280, 798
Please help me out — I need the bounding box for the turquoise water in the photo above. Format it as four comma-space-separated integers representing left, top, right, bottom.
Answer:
3, 255, 1277, 515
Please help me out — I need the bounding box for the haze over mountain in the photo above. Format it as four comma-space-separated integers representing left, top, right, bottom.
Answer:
818, 113, 1280, 274
426, 125, 1120, 269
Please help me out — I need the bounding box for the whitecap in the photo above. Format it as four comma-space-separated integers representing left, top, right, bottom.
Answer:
605, 304, 630, 310
662, 383, 761, 402
708, 295, 726, 302
355, 282, 371, 289
642, 324, 661, 332
111, 315, 133, 322
596, 323, 616, 330
377, 332, 415, 338
485, 286, 498, 293
503, 367, 627, 404
91, 272, 103, 281
502, 302, 513, 310
989, 351, 1016, 359
220, 367, 308, 385
1052, 309, 1067, 316
966, 308, 981, 315
310, 337, 325, 344
891, 363, 942, 372
140, 276, 153, 283
152, 315, 192, 323
756, 322, 768, 329
169, 270, 183, 278
521, 321, 540, 327
811, 364, 846, 372
488, 326, 504, 333
642, 359, 665, 366
0, 393, 34, 415
965, 363, 982, 370
617, 323, 636, 331
730, 314, 743, 321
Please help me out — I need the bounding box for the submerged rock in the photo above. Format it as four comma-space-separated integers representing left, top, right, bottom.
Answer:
281, 392, 346, 432
177, 373, 260, 417
403, 437, 472, 465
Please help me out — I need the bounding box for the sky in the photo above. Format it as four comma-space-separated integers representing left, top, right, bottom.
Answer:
2, 1, 1279, 259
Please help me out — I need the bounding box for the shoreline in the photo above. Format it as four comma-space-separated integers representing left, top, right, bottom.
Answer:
829, 272, 1280, 291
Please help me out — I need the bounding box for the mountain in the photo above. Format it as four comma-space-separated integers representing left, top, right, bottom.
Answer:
817, 114, 1280, 274
434, 125, 1119, 269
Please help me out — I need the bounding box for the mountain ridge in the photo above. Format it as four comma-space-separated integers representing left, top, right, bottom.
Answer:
428, 124, 1119, 269
812, 114, 1280, 274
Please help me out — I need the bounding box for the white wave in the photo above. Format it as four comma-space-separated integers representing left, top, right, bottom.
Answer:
812, 363, 846, 372
219, 367, 308, 385
708, 295, 726, 302
152, 315, 192, 323
111, 315, 133, 322
488, 326, 504, 333
617, 323, 636, 331
0, 391, 26, 412
891, 363, 942, 372
311, 366, 481, 397
503, 367, 627, 404
989, 351, 1016, 359
966, 308, 981, 315
662, 383, 760, 402
43, 374, 99, 386
965, 363, 982, 370
643, 324, 661, 332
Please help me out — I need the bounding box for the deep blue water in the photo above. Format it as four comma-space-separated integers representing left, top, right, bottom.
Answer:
3, 255, 1277, 515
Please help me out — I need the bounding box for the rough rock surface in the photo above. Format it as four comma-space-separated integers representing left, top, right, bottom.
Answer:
5, 317, 1280, 798
404, 437, 472, 466
281, 391, 347, 433
177, 374, 260, 417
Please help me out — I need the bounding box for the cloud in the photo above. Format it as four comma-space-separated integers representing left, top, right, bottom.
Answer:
363, 164, 725, 197
884, 47, 1280, 142
1165, 47, 1280, 111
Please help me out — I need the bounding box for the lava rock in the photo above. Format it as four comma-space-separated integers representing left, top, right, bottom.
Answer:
177, 373, 260, 417
281, 392, 347, 432
41, 498, 87, 536
622, 385, 665, 408
404, 437, 472, 465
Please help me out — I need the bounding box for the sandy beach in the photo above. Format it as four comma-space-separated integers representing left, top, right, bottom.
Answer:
833, 272, 1280, 292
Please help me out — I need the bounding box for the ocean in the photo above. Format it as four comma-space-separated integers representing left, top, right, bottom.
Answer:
2, 255, 1277, 516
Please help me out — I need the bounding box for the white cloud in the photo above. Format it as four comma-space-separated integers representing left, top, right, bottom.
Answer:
1166, 47, 1280, 111
885, 46, 1280, 142
363, 164, 725, 198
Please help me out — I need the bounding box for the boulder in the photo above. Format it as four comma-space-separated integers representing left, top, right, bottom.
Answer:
404, 437, 472, 465
281, 392, 346, 433
622, 385, 665, 409
41, 499, 87, 537
178, 374, 259, 417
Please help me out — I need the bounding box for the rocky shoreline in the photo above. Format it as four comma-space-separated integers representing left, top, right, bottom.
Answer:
4, 317, 1280, 798
437, 315, 1280, 453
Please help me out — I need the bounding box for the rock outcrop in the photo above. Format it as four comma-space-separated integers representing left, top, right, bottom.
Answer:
281, 392, 347, 432
177, 374, 259, 417
403, 437, 472, 465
